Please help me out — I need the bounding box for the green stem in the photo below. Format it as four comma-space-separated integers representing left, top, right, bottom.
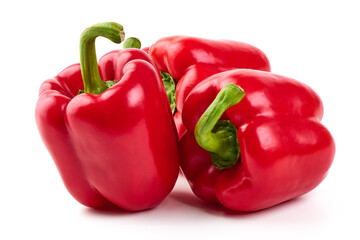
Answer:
123, 37, 141, 49
194, 83, 245, 170
80, 22, 125, 94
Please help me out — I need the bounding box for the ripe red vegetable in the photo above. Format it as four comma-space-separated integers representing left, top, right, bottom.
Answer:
35, 23, 179, 210
148, 36, 271, 138
180, 69, 335, 211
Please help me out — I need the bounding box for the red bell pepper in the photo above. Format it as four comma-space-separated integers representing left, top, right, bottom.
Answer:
147, 36, 270, 138
180, 69, 335, 211
148, 36, 271, 114
35, 23, 179, 211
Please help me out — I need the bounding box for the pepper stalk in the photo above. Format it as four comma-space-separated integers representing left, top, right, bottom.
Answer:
79, 22, 125, 94
194, 83, 245, 170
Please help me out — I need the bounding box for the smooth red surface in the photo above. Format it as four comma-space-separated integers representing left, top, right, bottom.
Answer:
180, 69, 335, 212
148, 36, 271, 114
36, 49, 179, 211
174, 112, 186, 139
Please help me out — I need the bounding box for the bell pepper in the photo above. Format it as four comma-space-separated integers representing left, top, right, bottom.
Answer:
35, 22, 179, 211
179, 69, 335, 211
148, 36, 271, 117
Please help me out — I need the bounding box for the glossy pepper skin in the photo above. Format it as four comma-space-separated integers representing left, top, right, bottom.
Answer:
35, 23, 179, 211
148, 36, 271, 138
180, 69, 335, 211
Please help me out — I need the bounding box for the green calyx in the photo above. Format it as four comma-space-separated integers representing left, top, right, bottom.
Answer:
79, 22, 125, 95
208, 120, 240, 170
194, 83, 245, 170
78, 80, 116, 95
160, 72, 176, 114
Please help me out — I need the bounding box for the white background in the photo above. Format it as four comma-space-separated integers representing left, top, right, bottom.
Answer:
1, 0, 359, 239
